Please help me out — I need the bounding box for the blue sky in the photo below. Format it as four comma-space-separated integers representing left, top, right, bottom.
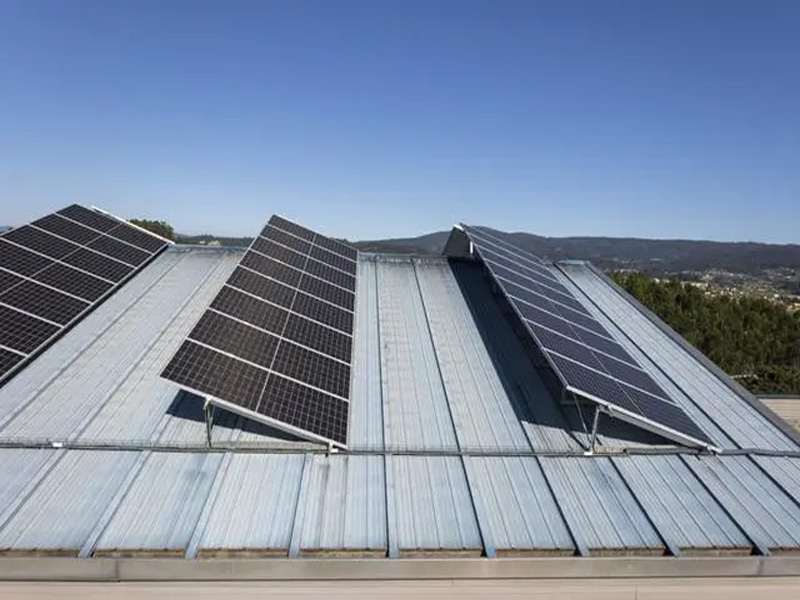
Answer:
0, 0, 798, 243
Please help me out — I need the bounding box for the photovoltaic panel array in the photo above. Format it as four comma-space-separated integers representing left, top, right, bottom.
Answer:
453, 224, 712, 448
161, 214, 357, 447
0, 204, 170, 384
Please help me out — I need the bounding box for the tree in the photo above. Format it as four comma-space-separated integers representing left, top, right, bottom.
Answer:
608, 270, 800, 395
129, 219, 175, 241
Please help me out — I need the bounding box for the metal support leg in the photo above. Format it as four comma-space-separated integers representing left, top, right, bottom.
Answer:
204, 399, 214, 448
587, 406, 601, 455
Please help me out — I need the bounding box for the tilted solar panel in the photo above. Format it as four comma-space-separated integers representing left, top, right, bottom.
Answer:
0, 204, 171, 385
161, 214, 357, 448
450, 224, 712, 449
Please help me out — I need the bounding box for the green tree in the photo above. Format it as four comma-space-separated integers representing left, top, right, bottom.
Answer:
129, 219, 175, 241
608, 270, 800, 395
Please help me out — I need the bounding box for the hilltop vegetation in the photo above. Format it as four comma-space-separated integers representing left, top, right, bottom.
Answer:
609, 271, 800, 395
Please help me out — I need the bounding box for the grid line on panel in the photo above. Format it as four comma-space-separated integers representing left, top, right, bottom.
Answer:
0, 303, 61, 355
0, 279, 90, 325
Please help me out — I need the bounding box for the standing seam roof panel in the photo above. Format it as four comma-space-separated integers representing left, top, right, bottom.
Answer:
414, 260, 532, 452
612, 455, 750, 553
539, 456, 663, 555
0, 450, 139, 552
297, 454, 386, 554
94, 451, 223, 554
684, 455, 800, 553
348, 259, 384, 450
390, 455, 481, 554
195, 453, 304, 555
464, 456, 574, 554
377, 261, 457, 451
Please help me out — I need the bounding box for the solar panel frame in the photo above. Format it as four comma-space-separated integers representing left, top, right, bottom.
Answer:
456, 224, 712, 448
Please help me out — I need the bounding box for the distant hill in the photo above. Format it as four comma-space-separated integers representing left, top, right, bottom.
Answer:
353, 230, 800, 275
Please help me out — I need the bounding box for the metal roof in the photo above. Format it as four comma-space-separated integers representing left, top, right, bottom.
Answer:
0, 246, 799, 558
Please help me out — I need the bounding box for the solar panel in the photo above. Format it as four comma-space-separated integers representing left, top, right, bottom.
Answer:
0, 204, 170, 384
161, 214, 358, 447
450, 224, 712, 448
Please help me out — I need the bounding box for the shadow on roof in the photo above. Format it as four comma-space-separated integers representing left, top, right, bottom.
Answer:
166, 389, 303, 442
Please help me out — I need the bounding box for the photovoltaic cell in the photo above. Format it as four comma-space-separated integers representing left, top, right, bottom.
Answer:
241, 251, 302, 288
60, 248, 133, 282
271, 341, 350, 399
251, 236, 307, 269
0, 304, 60, 354
106, 223, 166, 253
32, 263, 113, 302
161, 214, 358, 447
304, 257, 356, 291
262, 226, 312, 255
0, 348, 23, 380
86, 234, 150, 266
58, 204, 119, 232
282, 313, 352, 363
268, 215, 315, 241
227, 267, 295, 309
313, 235, 358, 261
0, 269, 25, 295
309, 244, 356, 275
457, 224, 710, 446
0, 279, 90, 325
31, 214, 102, 246
162, 341, 269, 413
0, 240, 54, 277
3, 226, 82, 260
188, 311, 280, 369
299, 274, 354, 311
258, 373, 348, 445
210, 286, 289, 336
292, 291, 353, 333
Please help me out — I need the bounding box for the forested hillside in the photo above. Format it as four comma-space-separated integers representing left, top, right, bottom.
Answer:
609, 271, 800, 395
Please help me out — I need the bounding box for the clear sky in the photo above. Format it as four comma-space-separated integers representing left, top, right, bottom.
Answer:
0, 0, 798, 243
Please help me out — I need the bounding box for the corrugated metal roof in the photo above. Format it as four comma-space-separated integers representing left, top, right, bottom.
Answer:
612, 455, 750, 555
684, 455, 800, 554
0, 247, 798, 560
94, 451, 223, 555
538, 456, 664, 555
